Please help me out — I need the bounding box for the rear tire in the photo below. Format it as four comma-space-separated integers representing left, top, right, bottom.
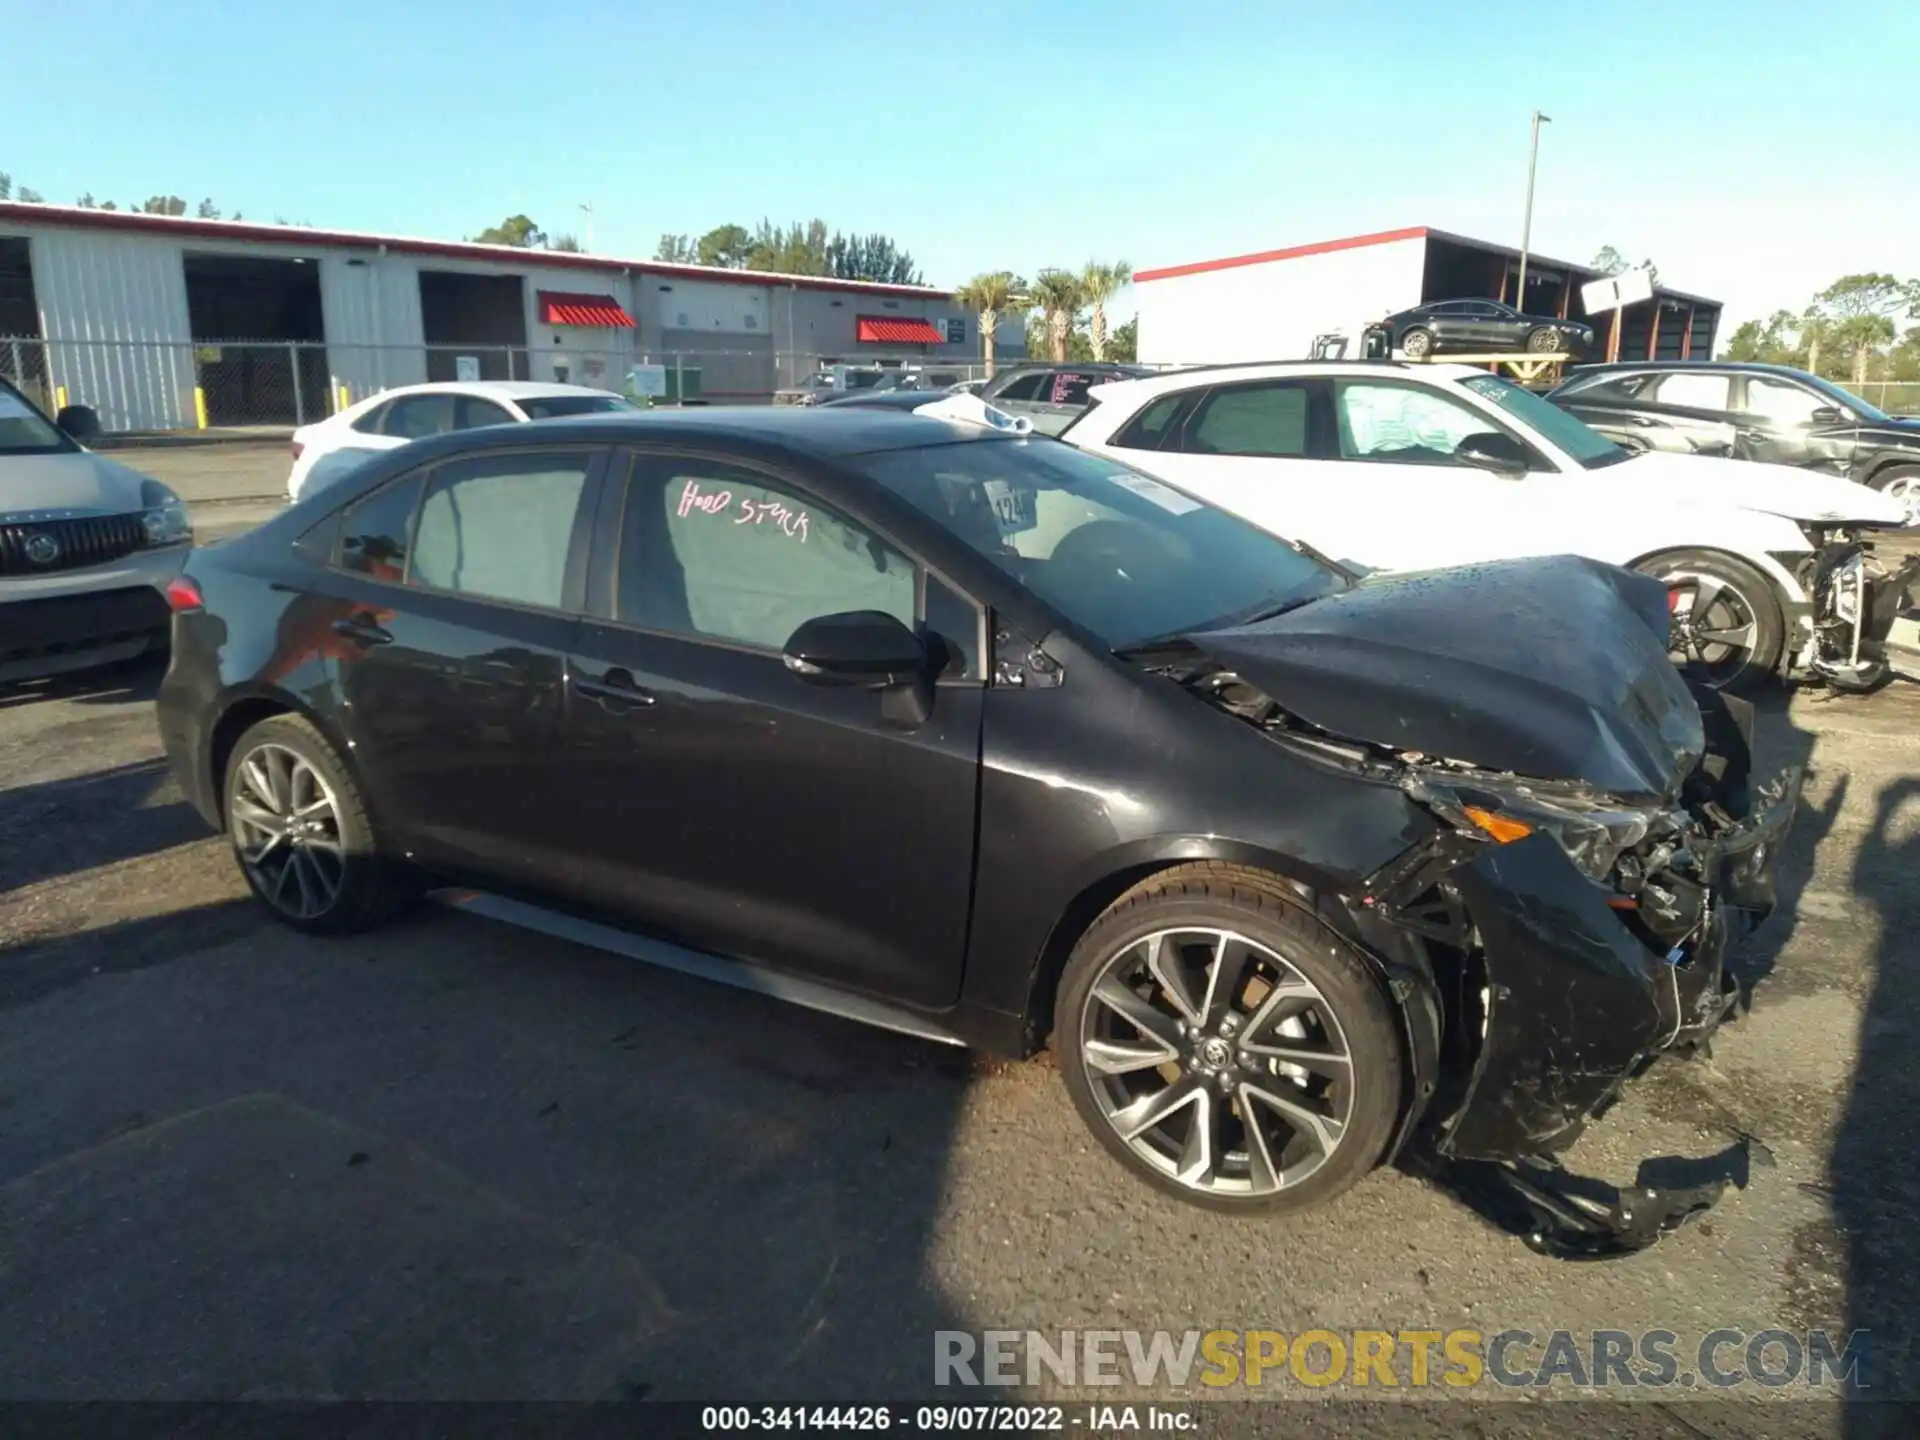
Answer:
223, 713, 417, 934
1053, 864, 1403, 1215
1399, 327, 1434, 360
1870, 464, 1920, 525
1634, 549, 1786, 693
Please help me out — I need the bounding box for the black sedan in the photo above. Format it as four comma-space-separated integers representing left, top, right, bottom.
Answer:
1549, 361, 1920, 521
155, 408, 1797, 1246
1385, 299, 1594, 360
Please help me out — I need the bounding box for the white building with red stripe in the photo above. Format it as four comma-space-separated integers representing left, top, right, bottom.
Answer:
0, 203, 1018, 430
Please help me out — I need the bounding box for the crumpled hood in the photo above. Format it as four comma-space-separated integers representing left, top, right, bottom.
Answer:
1610, 449, 1908, 526
1187, 555, 1705, 797
0, 450, 153, 519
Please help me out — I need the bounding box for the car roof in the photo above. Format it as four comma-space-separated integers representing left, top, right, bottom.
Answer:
395, 404, 1028, 460
360, 380, 625, 403
1085, 359, 1483, 405
1565, 360, 1798, 378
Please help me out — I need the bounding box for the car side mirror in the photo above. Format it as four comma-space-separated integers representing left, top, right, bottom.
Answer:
1808, 406, 1848, 425
784, 610, 927, 687
55, 404, 101, 440
1455, 431, 1532, 478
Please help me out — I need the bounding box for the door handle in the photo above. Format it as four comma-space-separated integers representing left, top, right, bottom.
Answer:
572, 667, 657, 708
330, 615, 393, 646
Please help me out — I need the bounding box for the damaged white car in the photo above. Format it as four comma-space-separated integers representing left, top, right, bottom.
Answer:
1061, 361, 1920, 691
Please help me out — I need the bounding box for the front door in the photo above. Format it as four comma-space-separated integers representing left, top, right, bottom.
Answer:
317, 444, 606, 883
563, 451, 985, 1008
1734, 373, 1858, 474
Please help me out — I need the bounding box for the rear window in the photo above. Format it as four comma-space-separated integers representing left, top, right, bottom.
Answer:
516, 394, 639, 421
0, 382, 74, 456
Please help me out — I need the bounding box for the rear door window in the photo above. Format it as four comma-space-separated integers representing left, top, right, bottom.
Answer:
409, 450, 596, 610
1651, 372, 1733, 413
1111, 392, 1190, 450
1182, 382, 1311, 457
992, 373, 1048, 402
453, 396, 517, 430
381, 394, 456, 439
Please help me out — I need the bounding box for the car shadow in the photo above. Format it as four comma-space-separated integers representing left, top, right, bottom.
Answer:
0, 756, 209, 896
0, 890, 978, 1401
1839, 771, 1920, 1425
0, 652, 166, 712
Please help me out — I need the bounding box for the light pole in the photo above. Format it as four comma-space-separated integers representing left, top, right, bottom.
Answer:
579, 201, 594, 253
1514, 110, 1550, 308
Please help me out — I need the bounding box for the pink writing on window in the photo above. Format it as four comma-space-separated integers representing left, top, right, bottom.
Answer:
676, 478, 810, 542
677, 479, 733, 517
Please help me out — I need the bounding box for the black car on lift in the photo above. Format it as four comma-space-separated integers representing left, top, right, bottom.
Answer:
1548, 361, 1920, 522
1385, 298, 1595, 360
154, 407, 1798, 1253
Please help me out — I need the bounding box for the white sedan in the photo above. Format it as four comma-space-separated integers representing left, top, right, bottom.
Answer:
1061, 361, 1915, 690
287, 381, 639, 502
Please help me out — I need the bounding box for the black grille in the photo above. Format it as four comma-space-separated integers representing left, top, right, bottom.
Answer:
0, 513, 148, 577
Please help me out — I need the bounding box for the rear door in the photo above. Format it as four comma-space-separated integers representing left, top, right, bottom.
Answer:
985, 370, 1053, 427
309, 443, 607, 885
560, 448, 986, 1007
1021, 368, 1108, 435
1477, 301, 1532, 349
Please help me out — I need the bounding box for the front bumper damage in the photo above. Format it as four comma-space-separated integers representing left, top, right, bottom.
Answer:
1357, 696, 1802, 1259
1798, 538, 1920, 688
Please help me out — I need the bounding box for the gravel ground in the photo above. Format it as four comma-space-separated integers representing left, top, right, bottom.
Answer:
1, 547, 1916, 1431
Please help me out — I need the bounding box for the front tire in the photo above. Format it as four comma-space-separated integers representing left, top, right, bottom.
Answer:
1526, 327, 1562, 353
1870, 464, 1920, 525
1634, 549, 1786, 693
1399, 327, 1433, 360
224, 713, 415, 934
1054, 865, 1403, 1215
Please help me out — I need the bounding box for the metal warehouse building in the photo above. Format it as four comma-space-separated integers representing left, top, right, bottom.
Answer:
0, 202, 1016, 431
1135, 224, 1721, 367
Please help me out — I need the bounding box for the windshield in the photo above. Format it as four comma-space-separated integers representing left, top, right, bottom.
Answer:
858, 438, 1343, 650
1461, 374, 1627, 468
516, 394, 639, 421
0, 383, 76, 456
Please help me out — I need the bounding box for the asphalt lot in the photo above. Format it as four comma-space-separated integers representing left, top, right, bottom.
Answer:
2, 492, 1917, 1427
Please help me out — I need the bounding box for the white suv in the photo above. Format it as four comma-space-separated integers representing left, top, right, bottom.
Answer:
1062, 361, 1916, 690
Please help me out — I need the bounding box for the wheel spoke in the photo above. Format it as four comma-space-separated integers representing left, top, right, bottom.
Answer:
1111, 1075, 1202, 1142
1243, 1082, 1345, 1157
1143, 933, 1204, 1025
1174, 1089, 1216, 1186
1090, 974, 1183, 1049
1084, 1036, 1177, 1076
1200, 933, 1252, 1030
270, 852, 298, 904
1694, 621, 1756, 648
1242, 977, 1317, 1042
242, 758, 279, 815
231, 796, 283, 833
1243, 1041, 1351, 1076
1689, 573, 1728, 615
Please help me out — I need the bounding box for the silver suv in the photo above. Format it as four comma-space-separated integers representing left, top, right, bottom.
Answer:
0, 381, 193, 683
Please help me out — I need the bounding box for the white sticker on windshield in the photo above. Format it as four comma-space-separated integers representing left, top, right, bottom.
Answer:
1107, 472, 1201, 515
0, 391, 37, 420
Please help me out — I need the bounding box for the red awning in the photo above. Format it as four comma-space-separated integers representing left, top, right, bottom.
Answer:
538, 291, 635, 328
856, 315, 945, 345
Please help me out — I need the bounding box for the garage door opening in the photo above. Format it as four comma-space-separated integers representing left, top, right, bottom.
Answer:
184, 253, 327, 425
0, 238, 47, 406
420, 271, 529, 381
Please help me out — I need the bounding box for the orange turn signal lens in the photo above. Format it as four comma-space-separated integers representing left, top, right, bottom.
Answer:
1462, 805, 1534, 844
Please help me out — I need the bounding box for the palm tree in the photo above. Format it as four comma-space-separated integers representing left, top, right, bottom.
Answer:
952, 271, 1028, 378
1030, 270, 1086, 364
1080, 260, 1132, 361
1800, 306, 1831, 376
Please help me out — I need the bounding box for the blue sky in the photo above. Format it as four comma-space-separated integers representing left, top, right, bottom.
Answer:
5, 0, 1916, 327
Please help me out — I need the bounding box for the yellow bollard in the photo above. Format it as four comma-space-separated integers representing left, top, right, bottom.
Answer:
54, 384, 68, 411
193, 387, 209, 430
336, 383, 350, 413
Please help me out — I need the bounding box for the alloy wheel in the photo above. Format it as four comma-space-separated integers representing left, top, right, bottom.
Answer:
1401, 330, 1432, 359
1078, 928, 1354, 1197
1660, 569, 1762, 686
1880, 473, 1920, 525
229, 743, 347, 921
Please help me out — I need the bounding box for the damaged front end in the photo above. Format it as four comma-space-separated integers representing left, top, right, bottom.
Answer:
1793, 531, 1920, 689
1159, 556, 1805, 1256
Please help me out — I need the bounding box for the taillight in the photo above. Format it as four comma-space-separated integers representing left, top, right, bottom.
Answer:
290, 441, 305, 459
165, 575, 204, 612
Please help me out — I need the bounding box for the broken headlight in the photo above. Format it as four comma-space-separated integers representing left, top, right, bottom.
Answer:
1423, 778, 1664, 883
